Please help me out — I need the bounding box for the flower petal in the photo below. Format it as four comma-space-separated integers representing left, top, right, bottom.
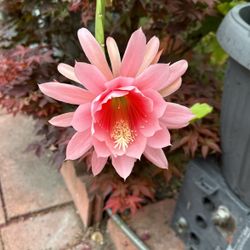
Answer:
71, 103, 91, 132
77, 28, 113, 80
147, 128, 171, 148
38, 82, 94, 105
158, 60, 188, 93
66, 130, 92, 160
106, 37, 121, 77
92, 123, 107, 141
93, 138, 110, 157
161, 102, 195, 129
104, 76, 135, 89
152, 49, 163, 64
144, 146, 168, 169
49, 112, 74, 127
106, 137, 127, 157
74, 62, 107, 94
135, 64, 170, 91
93, 126, 125, 158
139, 114, 161, 137
126, 133, 147, 159
143, 89, 167, 118
57, 63, 80, 83
111, 155, 136, 180
168, 60, 188, 84
120, 28, 146, 77
91, 151, 108, 176
159, 78, 182, 97
137, 36, 160, 75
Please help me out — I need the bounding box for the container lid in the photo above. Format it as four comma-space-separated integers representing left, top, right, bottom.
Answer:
217, 3, 250, 70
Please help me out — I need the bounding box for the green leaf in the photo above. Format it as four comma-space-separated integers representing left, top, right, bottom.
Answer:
190, 103, 213, 121
196, 32, 228, 66
95, 0, 105, 49
217, 1, 246, 16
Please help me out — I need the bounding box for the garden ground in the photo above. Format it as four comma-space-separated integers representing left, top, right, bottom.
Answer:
0, 109, 115, 250
0, 109, 183, 250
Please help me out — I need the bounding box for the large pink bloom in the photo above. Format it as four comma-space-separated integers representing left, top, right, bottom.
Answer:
39, 28, 194, 179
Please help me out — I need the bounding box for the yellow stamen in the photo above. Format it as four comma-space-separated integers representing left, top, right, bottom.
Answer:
111, 120, 134, 151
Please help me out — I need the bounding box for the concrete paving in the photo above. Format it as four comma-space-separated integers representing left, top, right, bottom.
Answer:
0, 236, 3, 250
0, 198, 5, 225
1, 205, 83, 250
0, 110, 182, 250
0, 113, 72, 219
0, 112, 85, 249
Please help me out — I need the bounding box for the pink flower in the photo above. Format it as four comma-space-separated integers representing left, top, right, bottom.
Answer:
39, 28, 194, 179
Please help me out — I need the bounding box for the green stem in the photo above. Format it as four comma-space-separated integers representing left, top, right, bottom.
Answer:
95, 0, 105, 49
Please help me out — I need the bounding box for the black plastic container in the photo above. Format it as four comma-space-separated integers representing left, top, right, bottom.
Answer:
217, 3, 250, 206
172, 4, 250, 249
172, 159, 250, 250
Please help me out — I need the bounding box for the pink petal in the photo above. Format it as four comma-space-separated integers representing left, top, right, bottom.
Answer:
101, 89, 128, 104
147, 128, 171, 148
135, 64, 170, 91
120, 28, 146, 77
38, 82, 94, 105
104, 76, 135, 89
97, 131, 125, 157
106, 37, 121, 77
111, 155, 136, 180
74, 62, 107, 94
93, 138, 110, 157
95, 130, 126, 157
151, 49, 163, 64
144, 146, 168, 169
92, 87, 139, 119
118, 86, 154, 112
139, 114, 161, 137
93, 129, 125, 158
91, 89, 130, 123
126, 133, 147, 159
137, 36, 160, 75
101, 132, 126, 157
159, 78, 182, 97
57, 63, 80, 83
92, 123, 107, 141
91, 151, 108, 176
77, 28, 113, 80
161, 102, 195, 129
158, 60, 187, 93
71, 103, 91, 131
168, 60, 188, 84
143, 89, 167, 118
66, 130, 92, 160
49, 112, 74, 127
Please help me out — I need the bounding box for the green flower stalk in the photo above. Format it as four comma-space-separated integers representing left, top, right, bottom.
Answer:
95, 0, 106, 49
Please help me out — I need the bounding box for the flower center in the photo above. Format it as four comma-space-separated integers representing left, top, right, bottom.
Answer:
111, 119, 135, 151
96, 92, 145, 152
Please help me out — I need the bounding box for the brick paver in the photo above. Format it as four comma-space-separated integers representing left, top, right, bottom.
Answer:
0, 237, 3, 250
107, 199, 184, 250
1, 205, 83, 250
0, 198, 5, 225
107, 220, 137, 250
0, 114, 72, 219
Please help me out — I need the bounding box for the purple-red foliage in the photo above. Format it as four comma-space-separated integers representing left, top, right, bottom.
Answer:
0, 45, 76, 166
168, 73, 221, 158
0, 45, 59, 117
91, 163, 155, 214
0, 0, 223, 214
